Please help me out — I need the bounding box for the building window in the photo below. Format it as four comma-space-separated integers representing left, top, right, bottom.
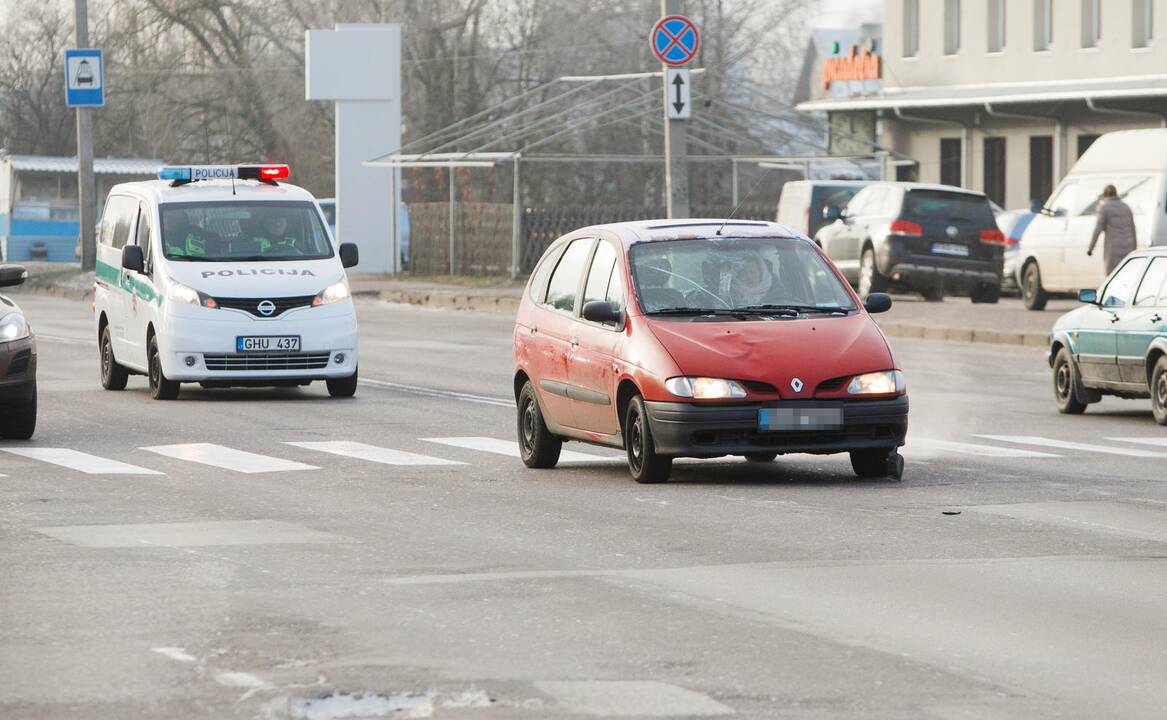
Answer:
988, 0, 1007, 52
1034, 0, 1053, 50
941, 138, 963, 186
1133, 0, 1154, 47
1081, 0, 1101, 47
904, 0, 920, 57
1077, 134, 1100, 157
945, 0, 962, 54
1029, 136, 1054, 206
984, 137, 1007, 207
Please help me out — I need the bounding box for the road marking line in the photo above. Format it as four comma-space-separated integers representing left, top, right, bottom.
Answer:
215, 671, 270, 689
912, 438, 1061, 458
535, 681, 735, 717
151, 647, 197, 663
35, 519, 342, 547
1107, 437, 1167, 448
973, 435, 1167, 458
360, 378, 513, 407
421, 436, 624, 463
0, 448, 163, 475
285, 441, 465, 466
140, 443, 317, 473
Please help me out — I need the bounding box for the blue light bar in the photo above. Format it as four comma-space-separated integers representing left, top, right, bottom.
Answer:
159, 166, 191, 181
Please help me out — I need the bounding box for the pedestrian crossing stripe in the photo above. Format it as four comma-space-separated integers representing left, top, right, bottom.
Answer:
141, 443, 317, 474
0, 448, 163, 475
421, 436, 625, 463
974, 435, 1167, 459
285, 441, 464, 466
1107, 437, 1167, 448
910, 439, 1061, 458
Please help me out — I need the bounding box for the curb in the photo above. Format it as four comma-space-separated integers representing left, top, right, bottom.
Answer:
875, 321, 1048, 347
378, 288, 520, 315
8, 284, 93, 303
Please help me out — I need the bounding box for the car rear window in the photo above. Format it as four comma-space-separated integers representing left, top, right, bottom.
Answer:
904, 190, 995, 224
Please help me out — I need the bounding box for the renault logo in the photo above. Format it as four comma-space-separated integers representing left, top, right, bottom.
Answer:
791, 377, 804, 393
257, 300, 276, 317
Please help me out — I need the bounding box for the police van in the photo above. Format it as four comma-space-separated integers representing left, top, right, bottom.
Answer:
93, 164, 360, 400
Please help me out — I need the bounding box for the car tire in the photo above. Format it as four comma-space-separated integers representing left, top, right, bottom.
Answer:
857, 246, 887, 301
0, 385, 36, 440
850, 448, 897, 479
1053, 347, 1088, 415
920, 283, 945, 302
326, 368, 358, 398
745, 452, 778, 462
625, 395, 672, 483
517, 380, 561, 468
1151, 357, 1167, 426
148, 336, 180, 400
970, 283, 1001, 304
1022, 261, 1048, 311
99, 325, 129, 391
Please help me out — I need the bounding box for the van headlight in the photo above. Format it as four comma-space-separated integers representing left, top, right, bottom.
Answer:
313, 281, 350, 306
847, 370, 905, 395
168, 282, 216, 308
665, 376, 747, 399
0, 312, 29, 341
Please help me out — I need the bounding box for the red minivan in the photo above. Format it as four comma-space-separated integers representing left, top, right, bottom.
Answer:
513, 220, 908, 483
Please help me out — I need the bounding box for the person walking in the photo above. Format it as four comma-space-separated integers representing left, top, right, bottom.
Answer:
1087, 185, 1137, 274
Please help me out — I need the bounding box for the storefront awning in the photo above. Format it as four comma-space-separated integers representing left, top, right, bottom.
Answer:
796, 74, 1167, 112
3, 155, 164, 175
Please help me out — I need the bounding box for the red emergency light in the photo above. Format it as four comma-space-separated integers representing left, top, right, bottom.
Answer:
237, 164, 290, 182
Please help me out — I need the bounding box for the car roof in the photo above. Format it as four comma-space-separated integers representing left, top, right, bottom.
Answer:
568, 219, 807, 248
104, 179, 319, 206
1130, 246, 1167, 257
877, 182, 987, 197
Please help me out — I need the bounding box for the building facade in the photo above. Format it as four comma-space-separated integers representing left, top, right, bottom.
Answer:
798, 0, 1167, 210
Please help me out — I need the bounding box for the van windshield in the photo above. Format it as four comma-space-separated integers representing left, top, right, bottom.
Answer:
159, 201, 333, 261
629, 236, 856, 316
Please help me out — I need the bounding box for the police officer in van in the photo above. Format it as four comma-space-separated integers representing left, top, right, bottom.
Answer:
162, 211, 207, 258
251, 211, 301, 254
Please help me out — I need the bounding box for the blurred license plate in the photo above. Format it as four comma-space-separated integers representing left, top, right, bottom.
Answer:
932, 242, 969, 257
759, 406, 843, 431
237, 335, 300, 352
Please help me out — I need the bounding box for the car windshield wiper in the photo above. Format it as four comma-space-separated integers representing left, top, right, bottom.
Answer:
648, 307, 744, 316
738, 304, 853, 315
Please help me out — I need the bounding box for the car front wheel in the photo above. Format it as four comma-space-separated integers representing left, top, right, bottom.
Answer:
624, 395, 672, 483
148, 337, 180, 400
517, 380, 561, 468
1151, 357, 1167, 426
0, 384, 36, 439
1022, 261, 1048, 311
851, 448, 902, 480
99, 325, 128, 390
1053, 347, 1087, 415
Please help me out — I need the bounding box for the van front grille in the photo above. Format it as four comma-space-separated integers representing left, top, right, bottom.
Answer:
212, 295, 316, 317
203, 352, 331, 371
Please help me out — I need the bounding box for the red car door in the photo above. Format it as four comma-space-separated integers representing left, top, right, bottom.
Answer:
568, 239, 625, 436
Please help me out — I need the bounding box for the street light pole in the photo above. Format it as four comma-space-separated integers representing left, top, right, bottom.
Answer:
74, 0, 97, 272
662, 0, 690, 219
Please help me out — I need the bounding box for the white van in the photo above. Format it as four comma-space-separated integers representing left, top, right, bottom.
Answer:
776, 180, 870, 242
1018, 129, 1167, 310
93, 164, 360, 400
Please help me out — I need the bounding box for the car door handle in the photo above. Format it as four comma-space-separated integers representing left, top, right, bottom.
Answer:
1110, 315, 1121, 323
529, 325, 538, 335
570, 337, 579, 347
1152, 314, 1163, 324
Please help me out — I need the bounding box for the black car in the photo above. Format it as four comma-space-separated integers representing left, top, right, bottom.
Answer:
0, 265, 36, 439
815, 182, 1005, 303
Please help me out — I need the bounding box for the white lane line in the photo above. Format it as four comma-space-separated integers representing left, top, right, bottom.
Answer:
912, 438, 1061, 458
285, 441, 465, 466
360, 377, 513, 408
36, 520, 342, 548
1108, 437, 1167, 448
140, 443, 317, 473
0, 448, 163, 475
422, 436, 625, 463
151, 647, 197, 663
535, 681, 734, 717
974, 435, 1167, 459
215, 671, 270, 689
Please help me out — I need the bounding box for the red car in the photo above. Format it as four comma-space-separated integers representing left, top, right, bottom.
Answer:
512, 220, 908, 483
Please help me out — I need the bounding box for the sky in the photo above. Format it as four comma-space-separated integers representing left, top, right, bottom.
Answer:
810, 0, 883, 28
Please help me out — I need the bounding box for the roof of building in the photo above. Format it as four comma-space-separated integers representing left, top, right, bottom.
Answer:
1, 154, 164, 175
796, 74, 1167, 112
107, 179, 318, 205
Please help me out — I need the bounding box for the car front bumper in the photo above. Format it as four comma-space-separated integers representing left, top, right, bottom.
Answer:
644, 396, 908, 458
0, 335, 37, 403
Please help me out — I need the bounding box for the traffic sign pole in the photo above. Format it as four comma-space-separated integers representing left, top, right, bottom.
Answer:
73, 0, 96, 272
658, 1, 692, 219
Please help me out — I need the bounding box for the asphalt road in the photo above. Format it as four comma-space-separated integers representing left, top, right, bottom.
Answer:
3, 295, 1167, 720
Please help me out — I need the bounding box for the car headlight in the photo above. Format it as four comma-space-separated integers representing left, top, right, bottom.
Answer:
665, 376, 747, 399
847, 370, 905, 395
313, 281, 350, 306
0, 312, 29, 341
168, 282, 216, 308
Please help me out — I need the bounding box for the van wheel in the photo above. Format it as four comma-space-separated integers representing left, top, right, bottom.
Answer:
326, 368, 358, 398
625, 395, 672, 483
148, 337, 180, 400
99, 325, 129, 390
1151, 357, 1167, 426
0, 385, 36, 439
1022, 261, 1048, 310
857, 247, 887, 301
1053, 347, 1087, 415
517, 381, 561, 468
970, 283, 1000, 304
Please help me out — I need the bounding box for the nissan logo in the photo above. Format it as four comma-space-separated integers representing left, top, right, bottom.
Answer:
257, 300, 276, 317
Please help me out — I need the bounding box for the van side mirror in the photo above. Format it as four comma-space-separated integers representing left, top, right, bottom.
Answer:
339, 242, 359, 269
864, 292, 892, 314
0, 264, 28, 288
121, 245, 145, 273
1078, 289, 1098, 305
822, 205, 841, 221
582, 300, 623, 324
1029, 199, 1043, 213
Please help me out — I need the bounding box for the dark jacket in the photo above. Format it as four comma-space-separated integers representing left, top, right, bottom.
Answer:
1088, 197, 1137, 272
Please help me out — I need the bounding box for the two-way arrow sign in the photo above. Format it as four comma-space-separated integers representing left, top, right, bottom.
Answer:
666, 68, 690, 120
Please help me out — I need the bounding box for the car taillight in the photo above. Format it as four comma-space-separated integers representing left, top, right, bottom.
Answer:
980, 229, 1007, 245
888, 219, 923, 236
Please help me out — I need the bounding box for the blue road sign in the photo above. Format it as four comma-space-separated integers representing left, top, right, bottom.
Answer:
65, 49, 104, 107
651, 15, 700, 67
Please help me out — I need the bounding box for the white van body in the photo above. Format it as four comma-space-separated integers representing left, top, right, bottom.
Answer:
776, 180, 870, 241
1019, 129, 1167, 294
93, 178, 358, 394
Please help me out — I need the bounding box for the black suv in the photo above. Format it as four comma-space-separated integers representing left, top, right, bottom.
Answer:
815, 182, 1005, 303
0, 265, 36, 439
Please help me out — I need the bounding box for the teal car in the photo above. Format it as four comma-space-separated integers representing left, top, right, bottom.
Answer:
1049, 247, 1167, 424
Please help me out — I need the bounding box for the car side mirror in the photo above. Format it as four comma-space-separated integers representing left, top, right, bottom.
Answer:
339, 242, 359, 269
582, 300, 623, 324
0, 264, 28, 288
121, 245, 145, 273
1078, 289, 1098, 305
864, 292, 892, 314
822, 205, 841, 221
1029, 199, 1043, 213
